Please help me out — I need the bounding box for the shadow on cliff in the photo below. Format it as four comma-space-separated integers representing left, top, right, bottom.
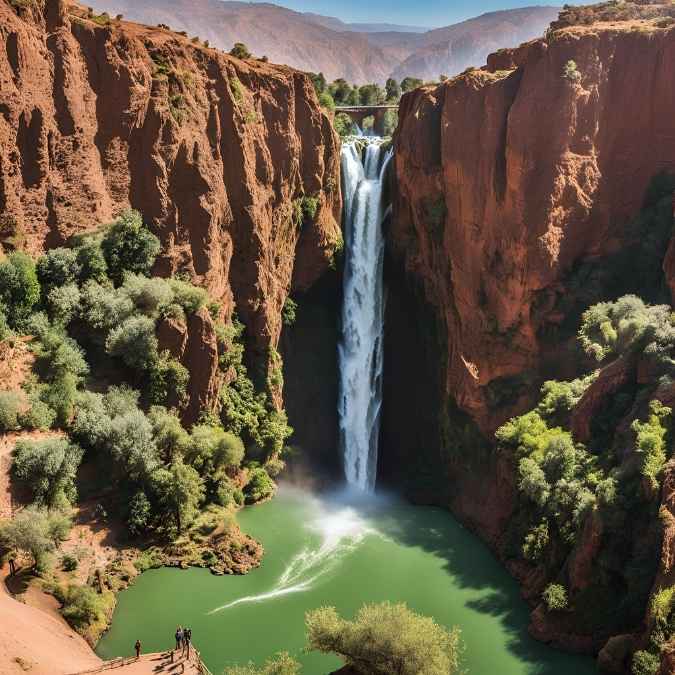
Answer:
373, 501, 592, 674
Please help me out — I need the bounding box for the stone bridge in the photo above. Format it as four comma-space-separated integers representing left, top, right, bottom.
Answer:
335, 105, 398, 136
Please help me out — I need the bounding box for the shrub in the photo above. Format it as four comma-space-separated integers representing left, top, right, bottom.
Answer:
60, 584, 107, 630
633, 400, 672, 493
148, 406, 190, 462
542, 583, 568, 611
36, 248, 80, 291
188, 425, 245, 473
305, 602, 463, 675
0, 251, 40, 328
281, 298, 298, 326
104, 385, 140, 417
300, 196, 319, 221
333, 112, 354, 138
650, 585, 675, 624
62, 553, 78, 571
12, 437, 83, 508
631, 650, 660, 675
0, 390, 23, 431
101, 210, 161, 283
126, 491, 152, 536
149, 352, 189, 407
80, 280, 134, 334
522, 519, 549, 561
563, 60, 581, 82
230, 42, 251, 59
318, 92, 335, 111
244, 467, 275, 504
121, 273, 173, 317
75, 240, 108, 282
19, 391, 56, 431
70, 391, 111, 450
106, 315, 158, 370
47, 283, 81, 325
169, 278, 208, 314
223, 652, 301, 675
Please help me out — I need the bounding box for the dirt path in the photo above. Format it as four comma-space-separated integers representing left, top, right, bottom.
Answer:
67, 651, 202, 675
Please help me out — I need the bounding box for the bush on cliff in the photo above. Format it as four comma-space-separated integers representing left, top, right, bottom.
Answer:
305, 601, 463, 675
224, 652, 301, 675
0, 251, 40, 328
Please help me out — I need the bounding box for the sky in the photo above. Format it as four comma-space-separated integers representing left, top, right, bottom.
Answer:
253, 0, 560, 28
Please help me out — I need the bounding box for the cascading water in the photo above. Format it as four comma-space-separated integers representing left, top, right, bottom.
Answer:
338, 139, 392, 492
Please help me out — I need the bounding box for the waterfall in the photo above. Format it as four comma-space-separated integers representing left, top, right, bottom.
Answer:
338, 139, 392, 492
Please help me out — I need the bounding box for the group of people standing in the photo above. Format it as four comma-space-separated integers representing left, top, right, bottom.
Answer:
175, 625, 193, 657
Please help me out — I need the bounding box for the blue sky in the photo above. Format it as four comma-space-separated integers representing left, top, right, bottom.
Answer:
264, 0, 560, 28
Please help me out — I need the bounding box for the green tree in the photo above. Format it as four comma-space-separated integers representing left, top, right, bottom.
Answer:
0, 251, 40, 328
306, 602, 462, 675
101, 210, 160, 283
400, 77, 423, 92
385, 77, 401, 101
12, 438, 83, 509
75, 239, 108, 282
0, 507, 70, 569
309, 72, 327, 94
36, 248, 80, 291
318, 92, 335, 111
152, 460, 205, 533
126, 490, 152, 536
230, 42, 251, 59
106, 410, 160, 481
358, 83, 383, 106
105, 315, 158, 370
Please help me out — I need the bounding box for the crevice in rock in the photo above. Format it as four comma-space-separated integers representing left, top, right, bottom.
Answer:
17, 108, 43, 188
6, 32, 20, 83
493, 68, 523, 203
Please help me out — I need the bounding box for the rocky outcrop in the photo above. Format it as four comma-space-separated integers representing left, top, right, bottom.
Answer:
0, 0, 342, 413
392, 16, 675, 437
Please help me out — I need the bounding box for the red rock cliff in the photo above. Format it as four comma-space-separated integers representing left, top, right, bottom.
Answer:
392, 16, 675, 436
0, 0, 342, 415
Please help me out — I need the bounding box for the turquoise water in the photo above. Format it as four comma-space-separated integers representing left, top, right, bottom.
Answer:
97, 487, 596, 674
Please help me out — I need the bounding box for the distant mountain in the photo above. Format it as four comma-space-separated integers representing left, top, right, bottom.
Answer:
390, 6, 560, 81
85, 0, 559, 83
302, 13, 429, 33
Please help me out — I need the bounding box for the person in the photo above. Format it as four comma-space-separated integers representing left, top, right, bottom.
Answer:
183, 627, 192, 657
175, 626, 183, 652
134, 639, 141, 659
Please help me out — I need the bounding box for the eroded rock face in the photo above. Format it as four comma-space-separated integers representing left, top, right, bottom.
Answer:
392, 20, 675, 437
0, 0, 342, 415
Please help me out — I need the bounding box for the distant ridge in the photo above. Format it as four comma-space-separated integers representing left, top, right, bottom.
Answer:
85, 0, 559, 82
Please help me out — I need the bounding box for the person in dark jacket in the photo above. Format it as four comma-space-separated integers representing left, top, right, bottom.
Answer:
175, 626, 183, 651
134, 639, 141, 659
183, 627, 192, 657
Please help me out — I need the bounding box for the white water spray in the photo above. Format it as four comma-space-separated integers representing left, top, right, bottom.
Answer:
339, 139, 392, 492
208, 492, 377, 614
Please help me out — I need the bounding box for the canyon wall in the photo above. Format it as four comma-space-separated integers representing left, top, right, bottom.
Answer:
384, 8, 675, 665
0, 0, 342, 421
391, 17, 675, 440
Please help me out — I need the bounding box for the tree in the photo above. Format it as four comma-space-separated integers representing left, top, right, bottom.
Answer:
385, 77, 401, 101
152, 460, 205, 533
358, 83, 383, 106
80, 280, 134, 334
47, 283, 81, 325
244, 467, 275, 504
126, 490, 152, 536
36, 248, 80, 291
400, 77, 423, 92
76, 239, 108, 282
148, 406, 190, 462
306, 602, 463, 675
121, 273, 173, 317
230, 42, 251, 59
188, 424, 244, 474
318, 92, 335, 111
12, 437, 83, 509
0, 507, 70, 569
309, 72, 327, 95
0, 251, 40, 327
106, 409, 160, 481
101, 210, 160, 283
105, 315, 159, 370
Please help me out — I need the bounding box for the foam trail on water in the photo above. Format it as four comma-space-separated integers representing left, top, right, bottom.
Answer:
208, 500, 377, 614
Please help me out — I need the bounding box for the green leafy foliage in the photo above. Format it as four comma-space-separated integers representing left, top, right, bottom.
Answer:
305, 602, 463, 675
0, 390, 23, 431
542, 584, 568, 611
105, 315, 158, 370
244, 467, 275, 504
101, 210, 160, 283
12, 437, 83, 508
230, 42, 251, 59
152, 460, 205, 533
633, 400, 672, 493
0, 252, 40, 328
223, 652, 301, 675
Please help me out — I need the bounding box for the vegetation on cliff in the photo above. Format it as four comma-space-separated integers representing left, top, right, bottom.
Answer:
497, 293, 675, 669
0, 211, 293, 641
